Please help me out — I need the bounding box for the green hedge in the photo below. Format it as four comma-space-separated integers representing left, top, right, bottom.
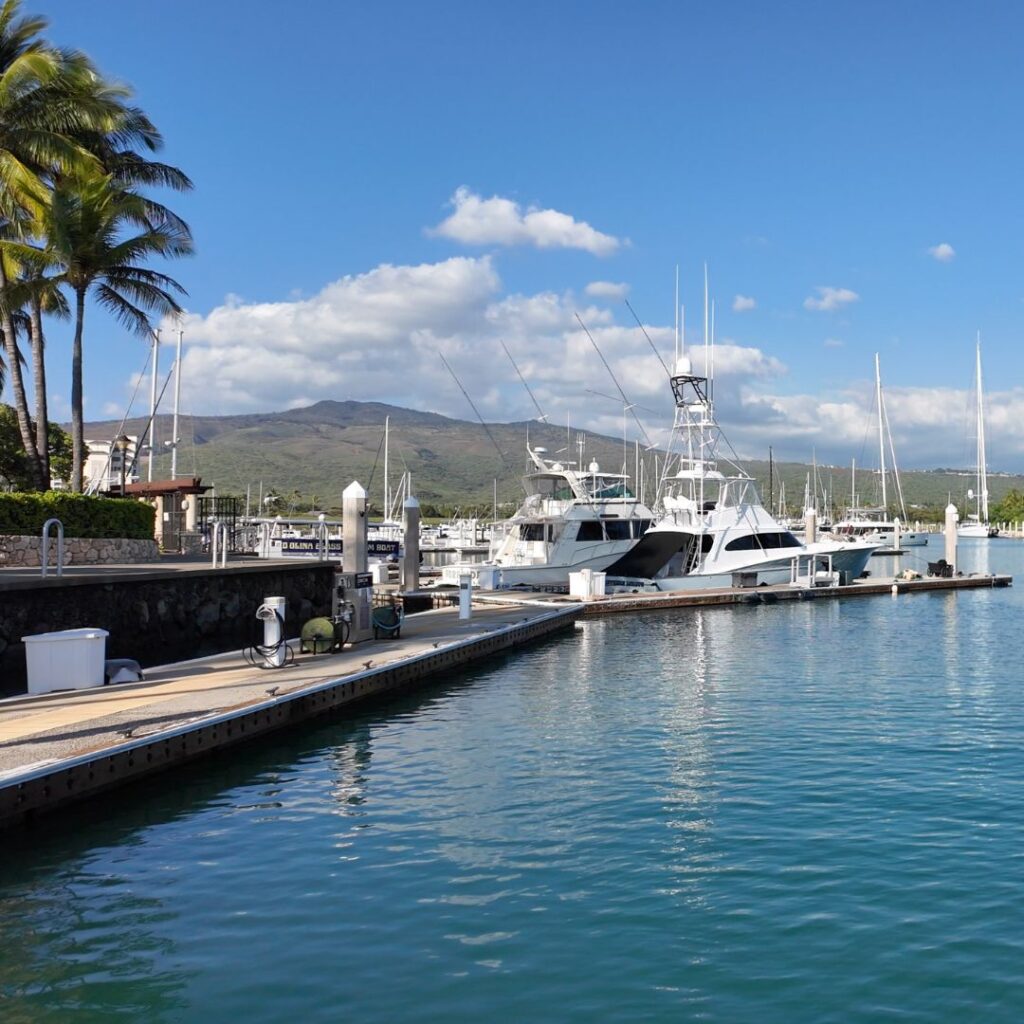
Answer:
0, 491, 155, 540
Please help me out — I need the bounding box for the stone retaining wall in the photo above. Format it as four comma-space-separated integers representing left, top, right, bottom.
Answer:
0, 535, 160, 566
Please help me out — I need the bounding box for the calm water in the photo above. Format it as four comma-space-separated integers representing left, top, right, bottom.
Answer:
2, 538, 1023, 1022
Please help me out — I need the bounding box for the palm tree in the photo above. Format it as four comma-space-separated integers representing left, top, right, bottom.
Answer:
44, 173, 192, 491
0, 1, 106, 488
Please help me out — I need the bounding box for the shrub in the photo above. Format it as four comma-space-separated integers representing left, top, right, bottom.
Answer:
0, 491, 155, 539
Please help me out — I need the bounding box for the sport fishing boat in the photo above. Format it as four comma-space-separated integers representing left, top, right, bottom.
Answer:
608, 346, 879, 590
439, 445, 683, 588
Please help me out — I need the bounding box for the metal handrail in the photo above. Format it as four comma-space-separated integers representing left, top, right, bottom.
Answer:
41, 518, 64, 578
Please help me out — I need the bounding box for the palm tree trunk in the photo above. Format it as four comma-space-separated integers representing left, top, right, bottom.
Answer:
71, 286, 86, 492
29, 297, 49, 488
0, 262, 44, 490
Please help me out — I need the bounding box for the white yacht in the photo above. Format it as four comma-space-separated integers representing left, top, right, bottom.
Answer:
958, 336, 998, 539
829, 354, 927, 549
609, 352, 878, 589
439, 446, 677, 588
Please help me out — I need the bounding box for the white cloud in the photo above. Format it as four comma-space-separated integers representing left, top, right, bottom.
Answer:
585, 280, 630, 300
928, 242, 955, 262
803, 286, 860, 312
164, 256, 780, 448
732, 294, 756, 312
428, 186, 622, 256
158, 256, 1024, 473
823, 338, 844, 348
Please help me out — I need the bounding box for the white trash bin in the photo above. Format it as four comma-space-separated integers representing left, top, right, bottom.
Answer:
23, 628, 109, 695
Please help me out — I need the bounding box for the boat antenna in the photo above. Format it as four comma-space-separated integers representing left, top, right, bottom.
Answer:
500, 340, 548, 422
623, 299, 672, 379
574, 312, 655, 449
674, 264, 679, 364
438, 351, 509, 469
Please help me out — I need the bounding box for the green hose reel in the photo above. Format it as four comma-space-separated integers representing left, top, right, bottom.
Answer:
300, 616, 337, 654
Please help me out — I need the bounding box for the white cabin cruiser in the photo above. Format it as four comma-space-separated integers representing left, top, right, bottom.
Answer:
439, 446, 683, 588
609, 355, 878, 590
830, 507, 928, 548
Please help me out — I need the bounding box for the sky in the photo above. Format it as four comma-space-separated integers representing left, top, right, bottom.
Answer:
27, 0, 1024, 471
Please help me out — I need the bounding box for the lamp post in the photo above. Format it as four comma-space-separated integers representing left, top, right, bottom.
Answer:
114, 434, 130, 497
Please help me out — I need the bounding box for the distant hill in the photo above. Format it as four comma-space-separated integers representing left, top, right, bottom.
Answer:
82, 400, 1024, 517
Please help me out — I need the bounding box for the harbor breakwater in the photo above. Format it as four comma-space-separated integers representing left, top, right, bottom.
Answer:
0, 563, 335, 695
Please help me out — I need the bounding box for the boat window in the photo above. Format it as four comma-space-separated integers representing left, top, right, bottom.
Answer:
520, 523, 547, 542
604, 520, 631, 540
724, 531, 802, 551
632, 519, 651, 537
701, 534, 714, 554
575, 521, 604, 541
591, 481, 634, 499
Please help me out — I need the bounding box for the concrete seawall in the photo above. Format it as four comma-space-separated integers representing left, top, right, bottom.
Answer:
0, 562, 335, 695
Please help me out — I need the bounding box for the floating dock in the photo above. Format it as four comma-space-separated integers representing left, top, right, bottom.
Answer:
0, 569, 1011, 830
0, 602, 580, 828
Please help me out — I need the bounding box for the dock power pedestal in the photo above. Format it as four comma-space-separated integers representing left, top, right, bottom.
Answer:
334, 570, 374, 643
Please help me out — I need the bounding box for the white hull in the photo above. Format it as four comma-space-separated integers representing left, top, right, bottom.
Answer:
957, 523, 998, 538
443, 547, 633, 588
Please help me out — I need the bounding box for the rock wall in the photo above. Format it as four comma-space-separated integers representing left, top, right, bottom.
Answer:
0, 564, 335, 695
0, 535, 160, 567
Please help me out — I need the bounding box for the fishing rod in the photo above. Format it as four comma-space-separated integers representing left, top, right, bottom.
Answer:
623, 299, 672, 379
574, 312, 655, 451
500, 340, 548, 423
438, 351, 509, 470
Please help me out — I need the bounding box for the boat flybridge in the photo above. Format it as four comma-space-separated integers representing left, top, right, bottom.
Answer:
439, 445, 674, 588
608, 353, 879, 590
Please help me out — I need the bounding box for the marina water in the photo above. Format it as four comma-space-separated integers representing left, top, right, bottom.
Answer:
2, 538, 1023, 1022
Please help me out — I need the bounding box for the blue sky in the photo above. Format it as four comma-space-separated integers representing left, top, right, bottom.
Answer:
30, 0, 1024, 469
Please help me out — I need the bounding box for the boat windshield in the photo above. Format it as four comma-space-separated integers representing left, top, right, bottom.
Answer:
590, 480, 634, 499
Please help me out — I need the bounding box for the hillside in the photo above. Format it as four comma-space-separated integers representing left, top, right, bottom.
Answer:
82, 400, 1024, 517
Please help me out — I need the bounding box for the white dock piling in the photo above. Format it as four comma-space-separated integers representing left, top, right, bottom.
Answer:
342, 481, 368, 574
804, 508, 817, 544
402, 496, 420, 593
944, 503, 958, 571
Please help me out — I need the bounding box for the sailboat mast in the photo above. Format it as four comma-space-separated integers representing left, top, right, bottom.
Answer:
875, 353, 887, 510
977, 333, 988, 522
384, 416, 390, 520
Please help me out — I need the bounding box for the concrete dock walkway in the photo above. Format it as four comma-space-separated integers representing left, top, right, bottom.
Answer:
0, 602, 581, 827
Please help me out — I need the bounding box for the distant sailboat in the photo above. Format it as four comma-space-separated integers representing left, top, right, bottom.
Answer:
830, 354, 927, 549
958, 336, 999, 538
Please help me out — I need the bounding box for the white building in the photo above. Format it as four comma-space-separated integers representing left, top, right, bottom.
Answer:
84, 436, 140, 494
